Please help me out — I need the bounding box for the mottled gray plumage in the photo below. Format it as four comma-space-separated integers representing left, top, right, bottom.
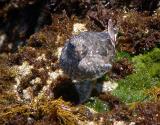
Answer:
60, 19, 117, 81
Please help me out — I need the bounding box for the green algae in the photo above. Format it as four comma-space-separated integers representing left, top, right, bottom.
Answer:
85, 97, 109, 113
112, 48, 160, 103
115, 51, 132, 61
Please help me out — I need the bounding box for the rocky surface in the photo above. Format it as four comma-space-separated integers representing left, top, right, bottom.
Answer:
0, 0, 160, 125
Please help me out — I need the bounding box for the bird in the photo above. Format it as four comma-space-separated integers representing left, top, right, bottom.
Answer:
60, 19, 117, 82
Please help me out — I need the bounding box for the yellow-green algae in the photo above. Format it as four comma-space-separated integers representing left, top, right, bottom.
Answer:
0, 55, 17, 106
112, 48, 160, 103
0, 98, 79, 125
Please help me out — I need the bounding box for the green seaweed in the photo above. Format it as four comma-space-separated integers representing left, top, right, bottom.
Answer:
85, 97, 109, 113
115, 51, 132, 61
112, 48, 160, 103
